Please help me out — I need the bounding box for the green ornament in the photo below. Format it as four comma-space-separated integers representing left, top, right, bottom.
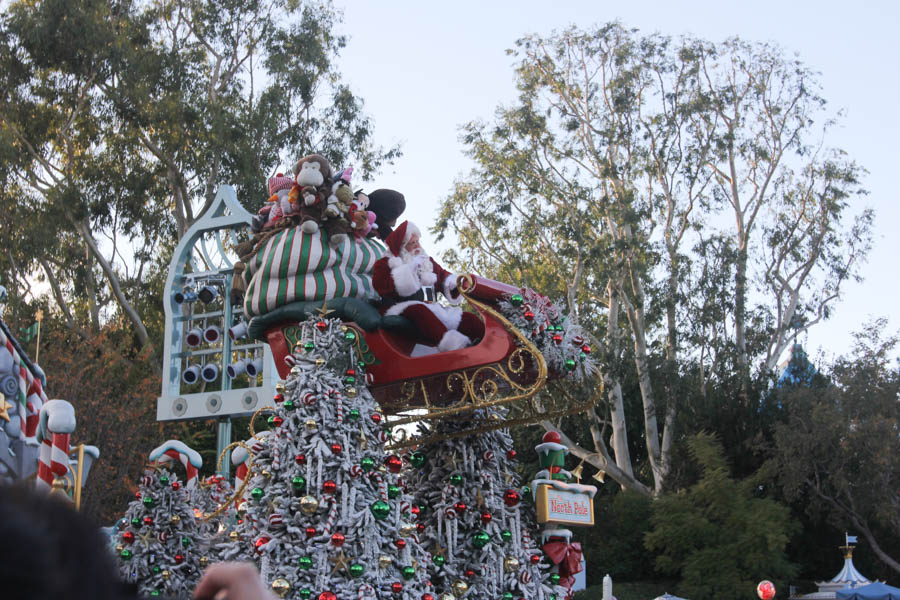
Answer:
131, 517, 141, 527
370, 500, 391, 519
181, 536, 191, 548
360, 457, 375, 472
120, 549, 133, 560
283, 399, 295, 411
142, 496, 154, 508
159, 475, 169, 485
409, 451, 426, 468
449, 473, 463, 486
298, 556, 312, 570
300, 589, 312, 600
304, 341, 315, 352
267, 415, 276, 426
402, 566, 416, 580
551, 595, 558, 600
472, 530, 491, 548
344, 376, 356, 384
388, 485, 402, 499
432, 555, 445, 567
550, 574, 561, 585
500, 529, 512, 542
344, 330, 356, 342
150, 591, 160, 598
292, 476, 306, 492
152, 565, 161, 574
510, 294, 524, 307
564, 358, 576, 371
348, 408, 360, 420
418, 504, 429, 515
349, 564, 364, 578
502, 593, 514, 600
251, 487, 264, 501
521, 485, 531, 498
579, 352, 586, 361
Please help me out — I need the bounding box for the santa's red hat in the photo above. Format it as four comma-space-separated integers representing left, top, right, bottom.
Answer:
384, 220, 420, 256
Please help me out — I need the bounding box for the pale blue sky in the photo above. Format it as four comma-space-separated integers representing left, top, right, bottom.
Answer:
334, 0, 900, 362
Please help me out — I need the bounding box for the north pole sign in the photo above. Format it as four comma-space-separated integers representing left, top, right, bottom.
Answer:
535, 483, 595, 526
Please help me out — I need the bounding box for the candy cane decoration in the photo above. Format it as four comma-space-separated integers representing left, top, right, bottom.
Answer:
36, 400, 76, 492
322, 498, 338, 536
232, 443, 251, 506
358, 583, 376, 600
334, 391, 344, 424
149, 440, 202, 489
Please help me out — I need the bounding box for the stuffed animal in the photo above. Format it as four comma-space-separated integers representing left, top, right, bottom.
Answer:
290, 154, 333, 234
348, 192, 377, 238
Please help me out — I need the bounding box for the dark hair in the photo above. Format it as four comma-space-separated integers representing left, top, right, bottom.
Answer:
366, 189, 406, 240
0, 484, 138, 600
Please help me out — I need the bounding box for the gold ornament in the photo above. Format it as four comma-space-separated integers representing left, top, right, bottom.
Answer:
440, 594, 456, 600
161, 570, 171, 580
452, 580, 469, 597
261, 469, 271, 478
489, 412, 502, 421
316, 358, 326, 367
299, 495, 319, 515
571, 460, 585, 482
170, 515, 181, 525
398, 524, 415, 538
275, 383, 286, 393
199, 556, 209, 568
346, 387, 357, 398
271, 578, 291, 598
305, 419, 318, 431
115, 544, 124, 553
51, 477, 68, 493
290, 365, 302, 375
229, 531, 239, 541
378, 555, 393, 569
592, 469, 606, 484
503, 557, 521, 573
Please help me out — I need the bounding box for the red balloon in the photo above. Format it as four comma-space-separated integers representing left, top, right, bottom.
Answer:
331, 532, 345, 547
757, 581, 776, 600
385, 455, 403, 473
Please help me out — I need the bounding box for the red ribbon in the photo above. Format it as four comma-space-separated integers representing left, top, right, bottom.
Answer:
542, 539, 583, 589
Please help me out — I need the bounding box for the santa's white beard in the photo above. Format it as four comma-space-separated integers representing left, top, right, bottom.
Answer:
400, 247, 433, 279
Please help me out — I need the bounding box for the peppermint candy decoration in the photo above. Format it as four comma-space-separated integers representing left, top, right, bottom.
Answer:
158, 531, 169, 543
482, 450, 495, 462
444, 507, 457, 520
400, 501, 410, 514
269, 512, 285, 529
303, 393, 316, 406
572, 334, 584, 346
284, 355, 296, 367
378, 430, 390, 442
250, 439, 266, 454
349, 465, 362, 478
519, 570, 532, 584
141, 474, 153, 486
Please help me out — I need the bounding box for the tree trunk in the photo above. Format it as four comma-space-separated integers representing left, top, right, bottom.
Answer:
734, 242, 751, 403
38, 258, 76, 330
605, 289, 634, 479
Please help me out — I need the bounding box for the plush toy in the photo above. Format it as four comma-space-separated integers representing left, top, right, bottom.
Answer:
348, 192, 377, 238
290, 154, 333, 234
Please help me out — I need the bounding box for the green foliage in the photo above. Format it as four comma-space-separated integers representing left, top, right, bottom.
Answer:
582, 490, 655, 583
645, 433, 797, 600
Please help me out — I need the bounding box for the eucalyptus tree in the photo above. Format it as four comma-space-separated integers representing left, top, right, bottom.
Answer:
434, 23, 870, 495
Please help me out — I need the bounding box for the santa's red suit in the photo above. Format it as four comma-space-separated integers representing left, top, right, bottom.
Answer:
372, 221, 484, 352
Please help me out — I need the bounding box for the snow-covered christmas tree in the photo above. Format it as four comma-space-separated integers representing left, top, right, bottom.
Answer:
406, 412, 565, 600
116, 440, 208, 599
215, 315, 432, 600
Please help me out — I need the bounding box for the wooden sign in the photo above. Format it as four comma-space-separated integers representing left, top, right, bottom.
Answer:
535, 483, 595, 526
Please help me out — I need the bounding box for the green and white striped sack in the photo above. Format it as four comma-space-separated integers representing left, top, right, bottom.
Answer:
243, 227, 386, 318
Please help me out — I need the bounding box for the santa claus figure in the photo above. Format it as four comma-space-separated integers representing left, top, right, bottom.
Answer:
373, 221, 485, 352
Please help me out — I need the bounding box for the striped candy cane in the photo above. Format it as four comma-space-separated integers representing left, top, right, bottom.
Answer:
358, 584, 376, 600
36, 400, 76, 493
149, 440, 202, 489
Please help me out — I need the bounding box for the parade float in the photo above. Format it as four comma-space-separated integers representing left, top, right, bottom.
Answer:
141, 157, 601, 600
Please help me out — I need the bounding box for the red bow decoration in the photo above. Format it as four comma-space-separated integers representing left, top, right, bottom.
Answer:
542, 539, 583, 588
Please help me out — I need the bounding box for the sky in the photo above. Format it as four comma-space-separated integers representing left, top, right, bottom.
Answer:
331, 0, 900, 363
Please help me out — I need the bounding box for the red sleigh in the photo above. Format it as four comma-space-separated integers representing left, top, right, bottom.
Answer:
262, 275, 550, 420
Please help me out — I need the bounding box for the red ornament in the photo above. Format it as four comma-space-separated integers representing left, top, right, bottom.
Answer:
254, 536, 270, 553
416, 523, 425, 533
305, 526, 317, 538
523, 310, 535, 321
316, 321, 327, 331
345, 369, 356, 376
271, 416, 284, 428
391, 583, 403, 594
453, 502, 467, 514
395, 539, 407, 549
322, 480, 337, 494
174, 553, 185, 564
331, 443, 342, 454
504, 489, 521, 507
171, 481, 181, 491
507, 449, 517, 460
122, 531, 135, 544
295, 454, 306, 465
464, 569, 475, 578
143, 517, 153, 526
319, 592, 336, 600
757, 581, 776, 600
552, 334, 563, 345
385, 455, 403, 473
542, 431, 561, 444
423, 595, 434, 600
581, 344, 591, 354
371, 413, 382, 424
530, 554, 541, 564
134, 491, 141, 499
331, 532, 345, 547
273, 393, 285, 403
411, 506, 420, 516
480, 511, 492, 524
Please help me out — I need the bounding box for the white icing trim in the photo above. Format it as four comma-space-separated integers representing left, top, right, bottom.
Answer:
532, 479, 598, 499
536, 441, 569, 455
149, 439, 203, 468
